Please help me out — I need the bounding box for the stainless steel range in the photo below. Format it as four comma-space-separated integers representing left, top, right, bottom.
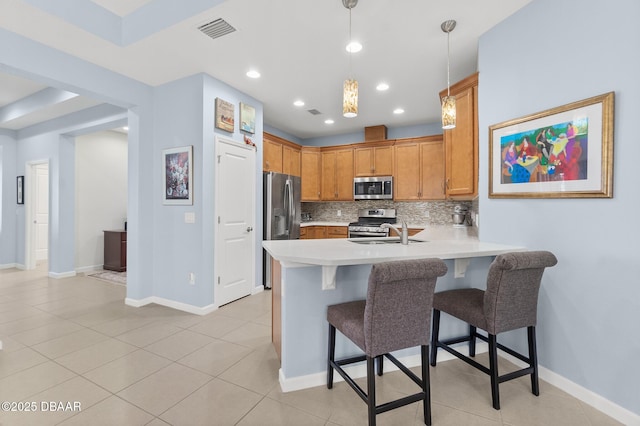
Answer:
348, 208, 397, 238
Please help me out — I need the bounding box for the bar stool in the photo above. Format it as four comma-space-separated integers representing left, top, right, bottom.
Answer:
430, 251, 557, 410
327, 259, 448, 426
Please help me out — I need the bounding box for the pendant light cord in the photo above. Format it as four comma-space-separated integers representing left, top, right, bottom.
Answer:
349, 7, 353, 79
446, 30, 451, 97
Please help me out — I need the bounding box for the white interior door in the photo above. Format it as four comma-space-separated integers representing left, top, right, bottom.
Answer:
215, 137, 256, 306
35, 164, 49, 261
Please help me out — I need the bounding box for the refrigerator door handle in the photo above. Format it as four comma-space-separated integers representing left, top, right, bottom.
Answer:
288, 180, 295, 235
284, 179, 291, 234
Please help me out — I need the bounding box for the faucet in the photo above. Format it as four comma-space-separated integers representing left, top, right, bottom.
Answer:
382, 221, 409, 245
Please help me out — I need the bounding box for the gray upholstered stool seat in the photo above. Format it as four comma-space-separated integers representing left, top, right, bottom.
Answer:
327, 258, 447, 426
430, 250, 557, 410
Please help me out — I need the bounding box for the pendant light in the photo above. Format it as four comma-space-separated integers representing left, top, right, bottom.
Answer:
441, 19, 457, 129
342, 0, 358, 118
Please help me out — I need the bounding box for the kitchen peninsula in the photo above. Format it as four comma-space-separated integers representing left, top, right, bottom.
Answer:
262, 227, 525, 392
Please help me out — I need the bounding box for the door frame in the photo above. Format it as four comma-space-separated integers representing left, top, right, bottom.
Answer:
213, 135, 257, 307
25, 159, 50, 270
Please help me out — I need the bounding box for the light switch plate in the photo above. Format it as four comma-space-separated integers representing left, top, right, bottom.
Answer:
185, 212, 196, 224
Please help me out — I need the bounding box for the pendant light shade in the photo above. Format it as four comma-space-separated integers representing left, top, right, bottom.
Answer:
342, 0, 358, 118
441, 19, 456, 129
343, 79, 358, 118
441, 95, 456, 129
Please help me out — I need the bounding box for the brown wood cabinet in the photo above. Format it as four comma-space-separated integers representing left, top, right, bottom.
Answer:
326, 226, 348, 238
301, 147, 321, 201
263, 132, 301, 176
263, 136, 283, 173
103, 230, 126, 272
354, 141, 395, 177
321, 146, 354, 201
394, 136, 445, 200
439, 73, 478, 199
407, 228, 424, 236
301, 225, 347, 239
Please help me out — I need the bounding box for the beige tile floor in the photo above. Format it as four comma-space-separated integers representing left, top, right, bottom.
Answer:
0, 264, 622, 426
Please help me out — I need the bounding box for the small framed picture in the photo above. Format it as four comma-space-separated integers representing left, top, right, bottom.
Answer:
215, 98, 235, 132
163, 146, 193, 205
17, 176, 24, 204
240, 102, 256, 134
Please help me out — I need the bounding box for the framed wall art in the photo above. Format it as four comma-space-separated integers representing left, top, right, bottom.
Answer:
215, 98, 235, 132
489, 91, 614, 199
17, 176, 24, 204
239, 102, 256, 134
163, 146, 193, 205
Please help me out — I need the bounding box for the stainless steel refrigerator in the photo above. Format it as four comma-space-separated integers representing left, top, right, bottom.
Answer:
263, 171, 301, 288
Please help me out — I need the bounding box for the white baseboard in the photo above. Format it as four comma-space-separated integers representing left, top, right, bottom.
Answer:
0, 263, 18, 270
279, 345, 468, 393
280, 342, 639, 425
252, 285, 265, 295
498, 349, 640, 426
49, 271, 76, 279
75, 265, 103, 274
125, 296, 217, 316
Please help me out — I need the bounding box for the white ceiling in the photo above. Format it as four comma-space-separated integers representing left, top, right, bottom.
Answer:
0, 0, 532, 139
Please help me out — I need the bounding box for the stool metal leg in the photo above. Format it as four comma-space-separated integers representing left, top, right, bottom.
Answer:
327, 324, 336, 389
367, 356, 376, 426
421, 345, 432, 426
528, 326, 540, 396
488, 334, 500, 410
469, 325, 477, 357
376, 355, 383, 376
430, 310, 440, 366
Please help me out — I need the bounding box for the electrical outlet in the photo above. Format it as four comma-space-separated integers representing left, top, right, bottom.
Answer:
424, 211, 430, 218
189, 272, 195, 285
337, 210, 342, 217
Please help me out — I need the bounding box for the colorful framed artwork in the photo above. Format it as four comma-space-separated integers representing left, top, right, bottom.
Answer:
240, 102, 256, 134
489, 92, 614, 198
215, 98, 235, 132
163, 146, 193, 205
17, 176, 24, 204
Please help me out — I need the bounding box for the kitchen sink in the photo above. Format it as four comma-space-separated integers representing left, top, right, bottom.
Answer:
348, 238, 427, 245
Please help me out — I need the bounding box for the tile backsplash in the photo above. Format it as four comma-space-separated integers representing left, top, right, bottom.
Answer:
302, 200, 474, 226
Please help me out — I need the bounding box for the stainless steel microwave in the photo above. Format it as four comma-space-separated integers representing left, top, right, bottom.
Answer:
354, 176, 393, 200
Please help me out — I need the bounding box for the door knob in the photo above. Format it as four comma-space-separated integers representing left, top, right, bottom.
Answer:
246, 226, 253, 232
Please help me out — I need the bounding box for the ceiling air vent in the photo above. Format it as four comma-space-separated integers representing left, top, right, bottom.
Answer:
307, 109, 322, 115
198, 18, 236, 40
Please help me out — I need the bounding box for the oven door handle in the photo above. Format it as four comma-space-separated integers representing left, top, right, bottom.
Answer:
348, 231, 389, 237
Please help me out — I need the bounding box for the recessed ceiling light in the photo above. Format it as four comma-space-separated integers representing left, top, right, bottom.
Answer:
393, 108, 405, 114
324, 119, 335, 124
346, 41, 362, 53
376, 83, 389, 91
293, 100, 305, 107
246, 70, 261, 78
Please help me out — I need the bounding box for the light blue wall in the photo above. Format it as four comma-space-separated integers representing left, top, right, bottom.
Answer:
478, 0, 640, 415
0, 135, 17, 266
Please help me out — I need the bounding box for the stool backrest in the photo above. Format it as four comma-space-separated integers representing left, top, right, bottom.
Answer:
364, 259, 448, 357
484, 251, 558, 334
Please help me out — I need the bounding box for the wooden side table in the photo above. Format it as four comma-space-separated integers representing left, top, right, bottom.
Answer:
103, 230, 126, 272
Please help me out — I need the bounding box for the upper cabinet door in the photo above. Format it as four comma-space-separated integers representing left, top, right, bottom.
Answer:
301, 147, 321, 201
440, 73, 478, 199
263, 137, 283, 173
354, 142, 394, 177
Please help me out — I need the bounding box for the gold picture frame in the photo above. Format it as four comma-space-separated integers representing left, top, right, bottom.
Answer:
489, 92, 614, 198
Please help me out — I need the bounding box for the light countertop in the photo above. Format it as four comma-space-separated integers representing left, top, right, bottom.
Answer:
263, 227, 520, 268
300, 221, 351, 227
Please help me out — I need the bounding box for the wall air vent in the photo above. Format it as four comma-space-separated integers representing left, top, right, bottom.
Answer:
307, 109, 322, 115
198, 18, 236, 40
